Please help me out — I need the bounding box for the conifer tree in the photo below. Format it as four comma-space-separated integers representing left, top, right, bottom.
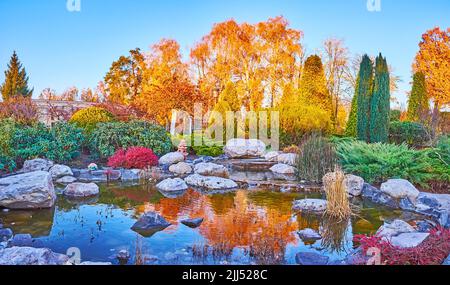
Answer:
369, 54, 391, 143
1, 51, 33, 100
299, 55, 332, 114
345, 75, 359, 137
406, 72, 429, 124
356, 55, 374, 142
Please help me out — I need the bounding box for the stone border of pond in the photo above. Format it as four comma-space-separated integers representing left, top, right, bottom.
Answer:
1, 137, 449, 265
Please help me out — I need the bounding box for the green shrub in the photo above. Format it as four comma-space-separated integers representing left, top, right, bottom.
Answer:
390, 110, 402, 122
193, 144, 224, 157
0, 154, 16, 173
89, 120, 172, 159
335, 140, 447, 188
69, 106, 115, 134
13, 122, 84, 163
389, 121, 430, 147
0, 119, 17, 158
296, 133, 337, 184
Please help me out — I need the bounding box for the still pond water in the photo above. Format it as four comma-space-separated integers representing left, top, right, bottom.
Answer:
0, 182, 420, 265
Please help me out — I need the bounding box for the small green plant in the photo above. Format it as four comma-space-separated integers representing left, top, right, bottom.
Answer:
296, 133, 337, 184
69, 106, 115, 134
89, 120, 172, 159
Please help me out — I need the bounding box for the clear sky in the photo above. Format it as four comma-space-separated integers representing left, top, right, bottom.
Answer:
0, 0, 449, 107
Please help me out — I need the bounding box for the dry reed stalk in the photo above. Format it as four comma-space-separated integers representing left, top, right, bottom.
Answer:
323, 167, 351, 220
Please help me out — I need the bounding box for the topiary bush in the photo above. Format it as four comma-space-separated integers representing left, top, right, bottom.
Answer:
107, 147, 158, 169
69, 106, 115, 134
12, 122, 84, 164
296, 133, 337, 184
89, 120, 172, 159
389, 121, 430, 148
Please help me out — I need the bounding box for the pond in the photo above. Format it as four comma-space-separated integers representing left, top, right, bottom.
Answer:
0, 182, 423, 265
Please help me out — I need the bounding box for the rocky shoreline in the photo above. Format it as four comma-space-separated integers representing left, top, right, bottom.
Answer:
1, 139, 449, 265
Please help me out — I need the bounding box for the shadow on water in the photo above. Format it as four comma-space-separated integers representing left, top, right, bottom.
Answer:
0, 182, 425, 264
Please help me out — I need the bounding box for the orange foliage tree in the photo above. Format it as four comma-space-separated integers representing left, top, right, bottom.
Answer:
413, 27, 450, 134
190, 16, 303, 111
134, 39, 205, 126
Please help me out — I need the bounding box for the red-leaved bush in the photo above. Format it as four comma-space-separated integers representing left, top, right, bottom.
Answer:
354, 227, 450, 265
107, 147, 158, 169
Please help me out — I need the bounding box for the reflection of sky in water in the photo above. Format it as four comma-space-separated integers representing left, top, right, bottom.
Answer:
0, 183, 419, 265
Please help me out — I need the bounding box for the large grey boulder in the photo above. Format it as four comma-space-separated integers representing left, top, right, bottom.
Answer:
0, 247, 69, 265
49, 164, 73, 179
159, 152, 185, 166
63, 183, 99, 198
0, 171, 56, 209
277, 153, 297, 166
156, 178, 188, 192
344, 174, 365, 197
194, 162, 229, 178
184, 174, 238, 190
224, 139, 266, 158
376, 220, 416, 239
361, 183, 399, 209
21, 159, 54, 172
270, 163, 296, 174
295, 252, 329, 265
292, 199, 327, 214
390, 232, 430, 248
169, 162, 192, 175
131, 212, 171, 237
380, 179, 420, 202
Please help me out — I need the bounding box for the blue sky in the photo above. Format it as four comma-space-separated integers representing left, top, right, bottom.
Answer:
0, 0, 449, 107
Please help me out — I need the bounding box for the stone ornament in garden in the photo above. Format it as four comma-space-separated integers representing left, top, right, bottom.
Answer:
224, 138, 266, 158
177, 139, 188, 159
0, 171, 56, 209
88, 163, 98, 171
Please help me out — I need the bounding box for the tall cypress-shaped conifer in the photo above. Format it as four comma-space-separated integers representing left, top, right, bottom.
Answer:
356, 55, 373, 142
406, 72, 429, 123
369, 54, 390, 143
345, 75, 359, 137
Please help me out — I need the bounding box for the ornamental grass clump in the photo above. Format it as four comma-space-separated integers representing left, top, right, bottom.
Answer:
296, 133, 337, 184
322, 167, 351, 221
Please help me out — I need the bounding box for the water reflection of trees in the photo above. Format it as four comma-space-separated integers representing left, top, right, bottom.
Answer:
141, 190, 298, 264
